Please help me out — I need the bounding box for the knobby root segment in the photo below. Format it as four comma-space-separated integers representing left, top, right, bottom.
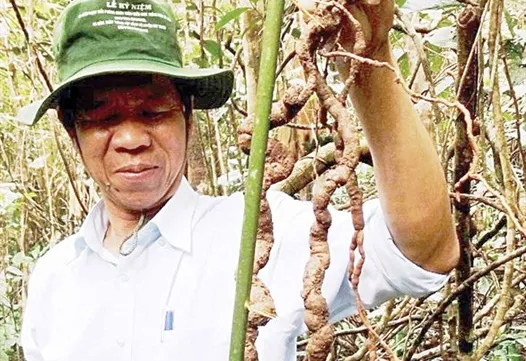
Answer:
243, 140, 296, 361
296, 1, 373, 359
296, 4, 339, 359
237, 83, 315, 156
239, 90, 302, 361
245, 277, 275, 361
303, 165, 348, 361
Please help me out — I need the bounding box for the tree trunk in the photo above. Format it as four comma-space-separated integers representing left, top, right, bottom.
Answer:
240, 0, 262, 114
186, 121, 211, 193
454, 5, 481, 358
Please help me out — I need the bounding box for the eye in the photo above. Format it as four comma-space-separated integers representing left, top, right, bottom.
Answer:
141, 110, 165, 120
76, 114, 119, 128
101, 114, 119, 124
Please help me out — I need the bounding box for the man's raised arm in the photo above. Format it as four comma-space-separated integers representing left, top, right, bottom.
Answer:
337, 0, 459, 273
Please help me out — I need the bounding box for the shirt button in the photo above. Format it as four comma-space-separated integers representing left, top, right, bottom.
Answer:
116, 339, 126, 348
120, 273, 130, 282
158, 239, 166, 247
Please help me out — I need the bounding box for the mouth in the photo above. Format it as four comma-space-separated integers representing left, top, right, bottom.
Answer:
116, 164, 157, 174
113, 164, 159, 183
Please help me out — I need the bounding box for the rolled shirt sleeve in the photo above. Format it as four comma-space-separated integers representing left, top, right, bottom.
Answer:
359, 199, 449, 298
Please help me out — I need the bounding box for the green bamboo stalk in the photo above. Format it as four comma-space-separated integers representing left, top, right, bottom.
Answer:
228, 1, 285, 360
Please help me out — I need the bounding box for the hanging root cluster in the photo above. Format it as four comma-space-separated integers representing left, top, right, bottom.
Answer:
238, 86, 312, 360
296, 1, 373, 360
238, 1, 378, 359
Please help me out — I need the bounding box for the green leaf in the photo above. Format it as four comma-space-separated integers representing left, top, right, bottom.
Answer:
504, 10, 516, 38
186, 2, 198, 11
192, 55, 209, 68
6, 266, 23, 277
215, 7, 249, 31
202, 39, 222, 59
397, 52, 410, 80
291, 28, 301, 39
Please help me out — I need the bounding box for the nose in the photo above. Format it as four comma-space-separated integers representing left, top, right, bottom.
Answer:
111, 119, 152, 153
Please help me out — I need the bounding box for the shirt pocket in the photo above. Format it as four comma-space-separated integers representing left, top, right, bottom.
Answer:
160, 324, 230, 361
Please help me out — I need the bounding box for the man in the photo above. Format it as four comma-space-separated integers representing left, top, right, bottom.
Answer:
17, 0, 459, 360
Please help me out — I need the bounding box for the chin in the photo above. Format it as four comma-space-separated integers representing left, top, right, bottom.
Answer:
103, 177, 180, 212
114, 192, 164, 212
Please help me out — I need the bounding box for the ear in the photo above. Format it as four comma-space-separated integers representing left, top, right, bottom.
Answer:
183, 96, 194, 143
57, 107, 80, 151
70, 132, 82, 154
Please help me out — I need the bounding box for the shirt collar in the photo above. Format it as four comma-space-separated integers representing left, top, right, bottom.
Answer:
78, 200, 108, 255
151, 177, 198, 253
77, 177, 198, 255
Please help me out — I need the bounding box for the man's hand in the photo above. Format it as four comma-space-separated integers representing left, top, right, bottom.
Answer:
297, 0, 395, 82
297, 0, 394, 58
339, 0, 394, 57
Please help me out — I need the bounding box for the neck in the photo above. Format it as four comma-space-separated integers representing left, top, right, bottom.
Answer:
102, 203, 162, 255
100, 174, 184, 254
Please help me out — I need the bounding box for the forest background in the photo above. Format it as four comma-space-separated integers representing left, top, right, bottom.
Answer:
0, 0, 525, 360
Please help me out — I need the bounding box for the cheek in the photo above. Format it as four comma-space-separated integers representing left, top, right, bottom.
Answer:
167, 129, 187, 165
76, 128, 109, 153
161, 120, 187, 158
75, 130, 110, 178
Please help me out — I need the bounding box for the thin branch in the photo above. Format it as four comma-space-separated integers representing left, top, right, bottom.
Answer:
8, 0, 89, 217
285, 122, 325, 130
404, 242, 526, 360
52, 125, 88, 216
8, 0, 52, 91
475, 215, 506, 249
502, 53, 526, 190
319, 50, 474, 132
395, 7, 442, 124
449, 192, 504, 213
392, 21, 440, 35
232, 99, 248, 117
276, 50, 296, 77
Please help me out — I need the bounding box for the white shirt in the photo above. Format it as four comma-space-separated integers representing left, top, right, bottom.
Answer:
22, 178, 447, 361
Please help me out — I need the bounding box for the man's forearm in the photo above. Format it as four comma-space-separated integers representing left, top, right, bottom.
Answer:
343, 43, 458, 273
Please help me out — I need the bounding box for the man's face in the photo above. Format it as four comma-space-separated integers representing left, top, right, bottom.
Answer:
69, 75, 187, 213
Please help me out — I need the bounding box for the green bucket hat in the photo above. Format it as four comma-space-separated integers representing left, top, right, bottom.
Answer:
16, 0, 234, 126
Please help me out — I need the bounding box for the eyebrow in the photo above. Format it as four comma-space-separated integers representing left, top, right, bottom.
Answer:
75, 96, 108, 113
